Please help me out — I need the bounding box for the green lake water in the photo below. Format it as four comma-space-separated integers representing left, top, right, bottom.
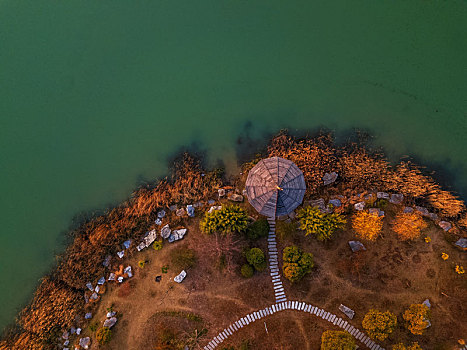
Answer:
1, 0, 466, 331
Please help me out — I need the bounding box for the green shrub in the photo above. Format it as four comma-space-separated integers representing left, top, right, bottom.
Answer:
321, 330, 355, 350
362, 309, 397, 341
200, 205, 248, 235
153, 240, 163, 250
96, 326, 112, 345
170, 247, 197, 269
246, 219, 269, 240
241, 264, 254, 278
246, 248, 266, 271
297, 206, 346, 241
282, 246, 314, 282
276, 220, 296, 241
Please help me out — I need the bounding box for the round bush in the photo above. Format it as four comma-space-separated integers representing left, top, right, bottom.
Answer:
246, 219, 269, 240
362, 309, 397, 341
96, 326, 112, 345
246, 248, 266, 271
282, 246, 314, 282
240, 264, 254, 278
321, 330, 355, 350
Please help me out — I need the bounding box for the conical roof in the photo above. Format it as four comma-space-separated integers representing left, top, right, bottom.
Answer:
245, 157, 306, 217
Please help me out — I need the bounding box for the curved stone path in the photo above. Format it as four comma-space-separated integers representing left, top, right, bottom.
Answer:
203, 218, 385, 350
203, 300, 385, 350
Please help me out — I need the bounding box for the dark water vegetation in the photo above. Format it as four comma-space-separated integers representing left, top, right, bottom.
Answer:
1, 131, 466, 349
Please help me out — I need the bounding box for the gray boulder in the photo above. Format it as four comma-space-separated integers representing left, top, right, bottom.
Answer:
309, 198, 326, 210
218, 188, 226, 197
454, 238, 467, 250
368, 208, 384, 217
354, 202, 365, 211
349, 241, 366, 253
422, 299, 431, 309
176, 208, 185, 216
103, 317, 117, 328
377, 192, 390, 199
186, 204, 195, 217
323, 172, 338, 185
228, 193, 244, 202
79, 337, 91, 349
438, 221, 452, 232
389, 193, 404, 204
161, 224, 171, 239
328, 199, 342, 207
171, 228, 187, 241
174, 270, 187, 283
157, 209, 166, 218
339, 304, 355, 319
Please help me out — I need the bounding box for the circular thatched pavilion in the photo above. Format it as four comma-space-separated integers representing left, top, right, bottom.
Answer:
245, 157, 306, 218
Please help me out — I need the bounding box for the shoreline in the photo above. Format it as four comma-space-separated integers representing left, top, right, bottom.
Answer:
1, 130, 466, 349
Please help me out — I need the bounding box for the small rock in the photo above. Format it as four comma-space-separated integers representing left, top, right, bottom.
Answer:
108, 273, 116, 281
79, 337, 91, 349
155, 275, 162, 282
174, 270, 187, 283
176, 208, 185, 216
415, 206, 430, 216
218, 188, 226, 197
425, 319, 431, 328
136, 242, 146, 251
172, 228, 187, 241
428, 212, 438, 221
168, 234, 175, 243
143, 229, 158, 247
157, 210, 166, 218
64, 340, 69, 346
309, 198, 326, 210
155, 218, 162, 225
438, 221, 452, 232
403, 207, 414, 213
76, 328, 81, 335
84, 313, 92, 319
323, 172, 338, 185
228, 193, 244, 202
208, 205, 222, 213
85, 282, 93, 291
348, 241, 366, 253
161, 224, 171, 239
422, 299, 431, 309
117, 250, 124, 259
70, 327, 76, 335
368, 208, 384, 217
117, 276, 124, 283
339, 304, 355, 319
328, 199, 342, 207
122, 240, 131, 249
389, 193, 404, 204
124, 266, 133, 278
454, 238, 467, 250
102, 255, 112, 267
207, 199, 216, 205
62, 331, 69, 340
186, 204, 195, 217
169, 205, 177, 211
90, 293, 98, 300
106, 311, 116, 318
354, 202, 365, 211
103, 317, 117, 328
97, 277, 105, 285
94, 285, 100, 293
377, 192, 390, 199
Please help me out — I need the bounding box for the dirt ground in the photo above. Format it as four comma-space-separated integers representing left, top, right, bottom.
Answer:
87, 201, 467, 350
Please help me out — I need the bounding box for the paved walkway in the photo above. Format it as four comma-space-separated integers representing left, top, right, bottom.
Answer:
267, 217, 287, 303
203, 218, 385, 350
203, 300, 385, 350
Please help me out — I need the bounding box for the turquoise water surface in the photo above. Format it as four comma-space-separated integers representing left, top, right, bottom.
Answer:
1, 1, 466, 331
